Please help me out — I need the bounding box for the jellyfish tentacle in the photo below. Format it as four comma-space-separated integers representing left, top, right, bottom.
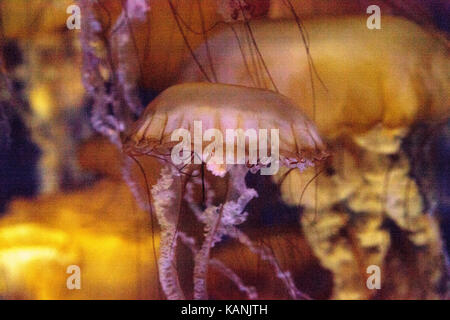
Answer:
193, 166, 257, 299
185, 171, 215, 210
80, 0, 126, 145
151, 166, 185, 299
178, 231, 258, 299
227, 225, 310, 300
190, 167, 308, 300
185, 172, 258, 299
110, 0, 148, 117
193, 205, 223, 299
208, 259, 258, 299
186, 166, 308, 299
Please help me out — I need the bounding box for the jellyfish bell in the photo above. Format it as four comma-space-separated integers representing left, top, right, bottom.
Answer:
123, 82, 328, 175
122, 82, 328, 300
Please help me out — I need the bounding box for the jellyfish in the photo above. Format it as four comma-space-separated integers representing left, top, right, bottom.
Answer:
122, 82, 328, 299
76, 0, 449, 299
179, 16, 448, 135
178, 15, 450, 298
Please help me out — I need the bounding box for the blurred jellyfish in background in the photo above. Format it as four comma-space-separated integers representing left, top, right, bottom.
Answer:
1, 0, 89, 202
0, 0, 449, 300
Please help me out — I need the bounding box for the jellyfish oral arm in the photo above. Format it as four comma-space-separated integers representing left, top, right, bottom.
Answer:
192, 166, 258, 299
185, 166, 310, 300
178, 231, 258, 299
151, 166, 185, 300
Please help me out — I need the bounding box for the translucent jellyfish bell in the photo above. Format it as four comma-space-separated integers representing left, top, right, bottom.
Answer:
123, 83, 327, 300
124, 83, 328, 172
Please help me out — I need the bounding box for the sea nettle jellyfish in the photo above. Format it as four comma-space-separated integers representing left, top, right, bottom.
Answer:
178, 15, 449, 298
122, 83, 328, 299
77, 0, 449, 299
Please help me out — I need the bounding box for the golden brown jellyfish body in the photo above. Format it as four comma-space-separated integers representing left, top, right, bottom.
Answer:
178, 16, 450, 298
179, 16, 449, 137
124, 82, 327, 167
81, 0, 367, 92
122, 82, 327, 300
